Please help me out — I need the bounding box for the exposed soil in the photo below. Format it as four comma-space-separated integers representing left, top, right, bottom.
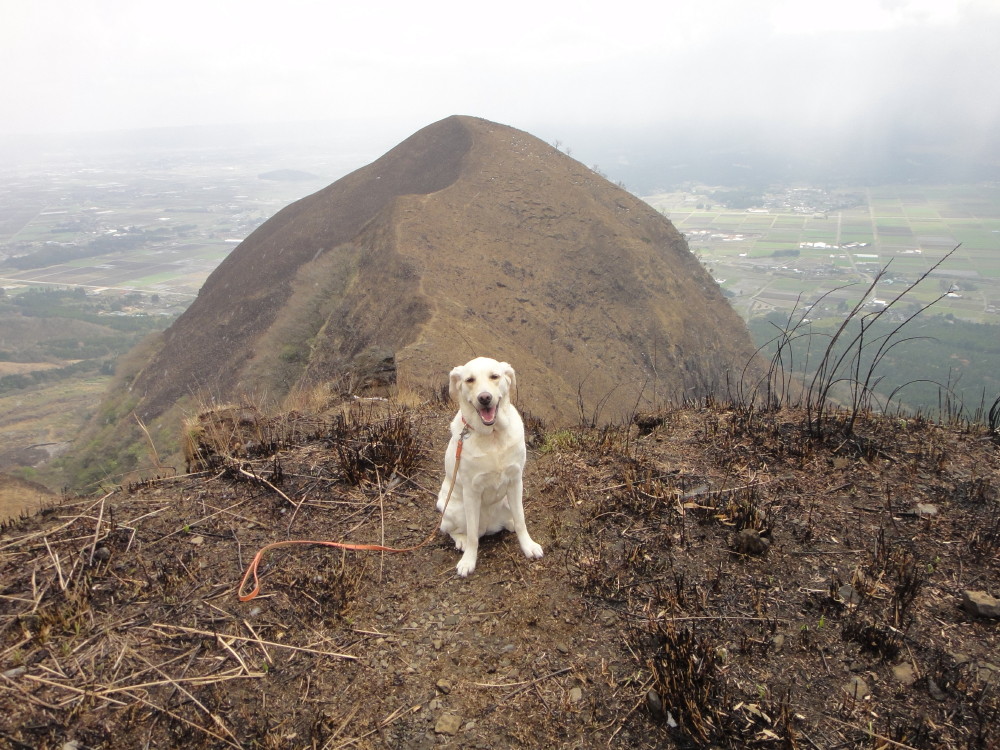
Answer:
1, 399, 998, 749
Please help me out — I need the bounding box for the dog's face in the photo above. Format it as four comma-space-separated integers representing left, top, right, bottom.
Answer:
449, 357, 516, 427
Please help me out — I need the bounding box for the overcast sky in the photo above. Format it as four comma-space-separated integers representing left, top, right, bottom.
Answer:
3, 0, 999, 164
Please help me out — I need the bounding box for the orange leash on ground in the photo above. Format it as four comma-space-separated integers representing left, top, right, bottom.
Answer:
237, 429, 465, 602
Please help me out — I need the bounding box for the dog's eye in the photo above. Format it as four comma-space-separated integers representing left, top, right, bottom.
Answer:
465, 376, 475, 384
489, 373, 500, 380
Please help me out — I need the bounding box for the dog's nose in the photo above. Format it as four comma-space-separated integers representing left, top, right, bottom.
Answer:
477, 392, 493, 406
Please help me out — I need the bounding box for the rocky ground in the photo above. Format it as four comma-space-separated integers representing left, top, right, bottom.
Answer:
1, 399, 998, 748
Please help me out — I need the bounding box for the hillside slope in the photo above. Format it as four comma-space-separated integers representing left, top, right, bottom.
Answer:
127, 115, 755, 427
2, 400, 997, 748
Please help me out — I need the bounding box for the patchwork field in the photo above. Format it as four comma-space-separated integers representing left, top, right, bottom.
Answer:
645, 184, 1000, 324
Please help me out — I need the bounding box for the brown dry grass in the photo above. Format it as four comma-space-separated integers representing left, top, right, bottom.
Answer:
1, 399, 997, 749
0, 473, 56, 524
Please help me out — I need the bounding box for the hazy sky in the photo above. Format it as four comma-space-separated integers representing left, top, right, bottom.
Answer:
3, 0, 999, 160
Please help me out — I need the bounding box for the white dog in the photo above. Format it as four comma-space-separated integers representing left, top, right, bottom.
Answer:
437, 357, 544, 576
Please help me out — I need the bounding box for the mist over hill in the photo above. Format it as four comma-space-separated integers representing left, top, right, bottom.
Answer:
5, 114, 996, 196
546, 123, 1000, 194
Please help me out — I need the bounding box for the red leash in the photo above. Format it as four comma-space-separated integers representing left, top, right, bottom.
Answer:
237, 428, 465, 602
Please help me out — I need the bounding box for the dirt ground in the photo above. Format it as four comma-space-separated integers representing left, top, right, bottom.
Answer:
1, 400, 998, 749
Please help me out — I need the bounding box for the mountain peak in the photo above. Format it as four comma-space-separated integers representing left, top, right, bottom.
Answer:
129, 116, 756, 424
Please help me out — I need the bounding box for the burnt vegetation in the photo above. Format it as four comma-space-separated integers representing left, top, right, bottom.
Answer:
0, 387, 998, 747
1, 257, 999, 748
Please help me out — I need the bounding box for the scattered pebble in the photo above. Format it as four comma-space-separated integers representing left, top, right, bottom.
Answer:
434, 713, 463, 735
914, 503, 938, 517
2, 666, 26, 679
444, 614, 460, 626
842, 676, 869, 700
838, 584, 862, 605
733, 528, 771, 555
928, 678, 948, 701
92, 546, 111, 561
961, 590, 1000, 618
188, 535, 204, 546
976, 662, 999, 682
645, 688, 663, 718
436, 678, 452, 694
771, 634, 785, 652
432, 639, 444, 651
568, 686, 583, 703
556, 643, 570, 654
892, 662, 917, 686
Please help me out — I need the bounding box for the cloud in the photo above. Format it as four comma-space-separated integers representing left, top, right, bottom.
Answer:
1, 0, 998, 177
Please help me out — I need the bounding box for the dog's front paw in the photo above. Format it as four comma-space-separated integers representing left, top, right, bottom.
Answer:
521, 539, 544, 560
456, 552, 477, 577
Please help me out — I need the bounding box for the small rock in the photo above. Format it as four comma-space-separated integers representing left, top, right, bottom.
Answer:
444, 614, 460, 626
92, 546, 111, 561
436, 678, 452, 694
249, 606, 263, 616
892, 662, 917, 686
568, 686, 583, 703
61, 742, 82, 750
733, 528, 770, 555
645, 688, 664, 718
434, 713, 463, 736
556, 643, 570, 654
914, 502, 938, 517
838, 584, 862, 605
976, 662, 999, 682
432, 639, 444, 651
2, 666, 26, 679
771, 634, 785, 652
842, 676, 869, 700
189, 535, 204, 546
927, 678, 948, 701
961, 590, 1000, 618
715, 647, 729, 665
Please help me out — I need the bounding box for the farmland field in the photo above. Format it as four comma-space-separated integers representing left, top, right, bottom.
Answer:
0, 141, 337, 510
642, 183, 1000, 419
644, 184, 1000, 324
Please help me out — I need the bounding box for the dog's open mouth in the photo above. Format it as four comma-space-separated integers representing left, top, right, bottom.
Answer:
478, 402, 498, 426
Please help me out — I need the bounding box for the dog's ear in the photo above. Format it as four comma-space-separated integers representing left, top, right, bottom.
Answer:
499, 361, 516, 397
448, 366, 465, 401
